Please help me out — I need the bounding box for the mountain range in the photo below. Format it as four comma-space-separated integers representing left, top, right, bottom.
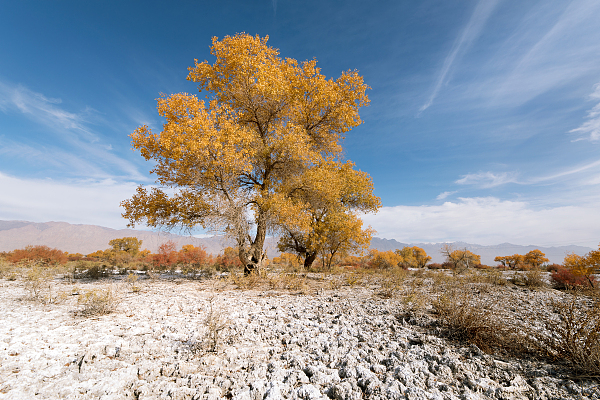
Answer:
0, 220, 593, 265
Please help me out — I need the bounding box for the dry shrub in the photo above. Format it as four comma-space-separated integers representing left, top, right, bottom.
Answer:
0, 258, 17, 280
269, 273, 308, 291
526, 295, 600, 376
197, 296, 230, 353
24, 266, 65, 304
427, 263, 444, 270
228, 269, 267, 289
345, 271, 363, 287
125, 273, 141, 293
480, 269, 508, 286
401, 286, 429, 317
76, 286, 120, 316
433, 287, 519, 353
522, 270, 546, 288
378, 267, 407, 298
328, 276, 343, 290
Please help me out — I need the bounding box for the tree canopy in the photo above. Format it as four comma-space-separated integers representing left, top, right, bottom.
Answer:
277, 159, 379, 269
121, 33, 374, 273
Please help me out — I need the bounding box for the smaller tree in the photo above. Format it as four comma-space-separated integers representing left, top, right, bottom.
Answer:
524, 249, 549, 269
563, 247, 600, 288
442, 245, 480, 272
109, 237, 143, 256
367, 249, 404, 269
215, 247, 243, 271
395, 246, 431, 269
179, 245, 209, 268
494, 254, 524, 270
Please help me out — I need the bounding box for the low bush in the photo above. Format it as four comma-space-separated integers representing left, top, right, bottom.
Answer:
527, 296, 600, 376
76, 286, 120, 316
7, 245, 67, 265
23, 266, 65, 304
214, 247, 243, 271
551, 268, 596, 289
427, 263, 444, 270
433, 288, 520, 353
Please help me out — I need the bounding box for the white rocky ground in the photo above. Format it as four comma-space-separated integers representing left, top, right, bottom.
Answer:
1, 274, 599, 400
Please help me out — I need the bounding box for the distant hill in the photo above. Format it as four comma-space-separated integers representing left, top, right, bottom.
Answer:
369, 237, 593, 265
0, 220, 593, 264
0, 220, 276, 256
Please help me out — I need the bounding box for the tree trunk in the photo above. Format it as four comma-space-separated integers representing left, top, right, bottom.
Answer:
303, 251, 318, 270
242, 211, 268, 276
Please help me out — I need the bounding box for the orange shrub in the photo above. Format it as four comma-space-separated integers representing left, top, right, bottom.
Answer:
178, 244, 209, 267
8, 245, 67, 265
215, 247, 243, 271
272, 252, 302, 268
367, 249, 404, 269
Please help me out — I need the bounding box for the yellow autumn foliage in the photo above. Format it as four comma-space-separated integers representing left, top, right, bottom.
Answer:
121, 34, 372, 274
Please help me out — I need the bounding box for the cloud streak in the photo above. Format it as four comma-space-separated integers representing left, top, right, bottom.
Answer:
0, 80, 145, 180
419, 0, 500, 112
455, 171, 519, 188
570, 82, 600, 142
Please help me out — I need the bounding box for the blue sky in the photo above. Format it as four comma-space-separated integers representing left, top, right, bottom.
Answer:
1, 0, 600, 247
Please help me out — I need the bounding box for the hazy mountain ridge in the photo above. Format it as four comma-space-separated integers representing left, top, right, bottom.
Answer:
370, 237, 593, 265
0, 220, 592, 264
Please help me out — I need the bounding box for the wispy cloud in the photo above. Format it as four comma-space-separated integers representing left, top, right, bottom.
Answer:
436, 191, 456, 200
455, 171, 518, 188
362, 197, 600, 247
0, 80, 145, 180
570, 82, 600, 142
470, 0, 600, 108
419, 0, 500, 112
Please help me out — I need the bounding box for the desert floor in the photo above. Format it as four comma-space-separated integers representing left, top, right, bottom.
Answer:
1, 270, 599, 400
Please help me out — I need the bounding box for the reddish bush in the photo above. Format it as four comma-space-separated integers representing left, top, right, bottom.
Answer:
551, 268, 596, 289
214, 247, 242, 271
546, 263, 562, 272
7, 245, 67, 265
152, 241, 178, 269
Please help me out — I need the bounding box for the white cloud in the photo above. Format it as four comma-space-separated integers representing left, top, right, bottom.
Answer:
436, 191, 456, 200
455, 171, 518, 187
570, 82, 600, 141
361, 197, 600, 247
0, 172, 138, 229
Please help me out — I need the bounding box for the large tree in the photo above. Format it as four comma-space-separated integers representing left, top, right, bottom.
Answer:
121, 34, 371, 274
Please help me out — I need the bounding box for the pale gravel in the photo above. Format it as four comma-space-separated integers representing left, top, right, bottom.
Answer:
0, 276, 599, 400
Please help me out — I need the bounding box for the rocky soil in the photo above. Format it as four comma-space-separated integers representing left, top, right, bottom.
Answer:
1, 273, 599, 400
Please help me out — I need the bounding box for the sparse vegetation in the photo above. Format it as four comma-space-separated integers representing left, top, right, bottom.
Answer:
76, 286, 120, 317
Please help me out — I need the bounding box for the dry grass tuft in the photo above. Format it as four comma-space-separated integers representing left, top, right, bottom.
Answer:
23, 265, 66, 304
201, 296, 230, 353
76, 286, 120, 316
433, 287, 520, 353
378, 267, 407, 298
526, 294, 600, 376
